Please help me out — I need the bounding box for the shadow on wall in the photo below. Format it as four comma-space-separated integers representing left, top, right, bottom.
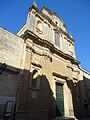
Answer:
2, 62, 90, 120
66, 76, 90, 119
0, 62, 63, 120
18, 66, 62, 120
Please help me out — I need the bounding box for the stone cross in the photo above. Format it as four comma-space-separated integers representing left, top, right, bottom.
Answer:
33, 0, 37, 7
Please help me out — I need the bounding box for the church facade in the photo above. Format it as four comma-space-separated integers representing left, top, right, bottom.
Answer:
0, 1, 90, 120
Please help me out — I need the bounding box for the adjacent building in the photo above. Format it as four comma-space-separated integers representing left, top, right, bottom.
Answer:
0, 1, 90, 120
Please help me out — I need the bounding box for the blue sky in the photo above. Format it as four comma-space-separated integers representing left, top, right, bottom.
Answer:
0, 0, 90, 72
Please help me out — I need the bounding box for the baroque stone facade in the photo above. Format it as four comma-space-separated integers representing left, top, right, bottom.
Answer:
0, 1, 90, 120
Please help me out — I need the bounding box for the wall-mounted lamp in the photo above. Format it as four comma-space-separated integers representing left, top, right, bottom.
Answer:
0, 63, 7, 74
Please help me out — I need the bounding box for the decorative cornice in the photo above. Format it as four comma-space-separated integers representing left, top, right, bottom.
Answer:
28, 5, 75, 43
79, 66, 90, 75
42, 6, 63, 23
66, 65, 80, 74
22, 30, 80, 65
52, 72, 68, 80
31, 62, 42, 68
26, 41, 52, 62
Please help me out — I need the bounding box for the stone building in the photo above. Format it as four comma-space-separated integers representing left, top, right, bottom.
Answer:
0, 1, 90, 120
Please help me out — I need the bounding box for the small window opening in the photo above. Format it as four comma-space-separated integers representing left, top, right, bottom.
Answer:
37, 21, 42, 31
4, 101, 13, 118
32, 70, 39, 88
54, 32, 60, 48
55, 21, 58, 25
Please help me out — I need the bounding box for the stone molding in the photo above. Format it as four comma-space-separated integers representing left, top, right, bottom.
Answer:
31, 62, 42, 68
23, 30, 80, 65
28, 4, 75, 43
66, 65, 80, 74
52, 72, 68, 80
26, 41, 52, 62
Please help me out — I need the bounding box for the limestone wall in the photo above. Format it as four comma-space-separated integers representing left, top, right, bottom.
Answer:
0, 27, 25, 69
0, 27, 25, 100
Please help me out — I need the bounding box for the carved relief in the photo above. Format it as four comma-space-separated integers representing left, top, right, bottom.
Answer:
26, 43, 52, 62
36, 20, 43, 34
66, 64, 80, 80
32, 55, 40, 64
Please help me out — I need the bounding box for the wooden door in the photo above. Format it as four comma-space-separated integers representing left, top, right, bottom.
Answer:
56, 82, 64, 116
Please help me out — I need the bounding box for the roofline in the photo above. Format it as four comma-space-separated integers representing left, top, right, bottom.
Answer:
79, 66, 90, 75
16, 23, 26, 34
42, 6, 64, 23
28, 5, 75, 43
0, 26, 23, 39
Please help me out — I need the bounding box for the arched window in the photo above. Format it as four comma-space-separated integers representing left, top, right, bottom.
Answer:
55, 21, 58, 26
31, 69, 40, 88
37, 21, 42, 32
54, 32, 60, 48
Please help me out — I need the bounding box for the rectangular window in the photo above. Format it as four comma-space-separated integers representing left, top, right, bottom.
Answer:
55, 32, 60, 48
62, 38, 69, 53
29, 69, 40, 89
56, 82, 64, 116
5, 101, 13, 117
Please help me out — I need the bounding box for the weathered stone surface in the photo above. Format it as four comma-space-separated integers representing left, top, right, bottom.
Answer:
0, 27, 25, 69
0, 2, 90, 120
